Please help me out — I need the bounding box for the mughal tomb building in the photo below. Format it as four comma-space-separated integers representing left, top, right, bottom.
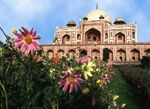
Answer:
41, 7, 150, 63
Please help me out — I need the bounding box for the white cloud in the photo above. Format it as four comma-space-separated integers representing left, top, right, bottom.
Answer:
0, 0, 52, 41
13, 0, 51, 19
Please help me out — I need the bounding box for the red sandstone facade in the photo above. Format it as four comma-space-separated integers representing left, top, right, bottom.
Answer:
41, 7, 150, 62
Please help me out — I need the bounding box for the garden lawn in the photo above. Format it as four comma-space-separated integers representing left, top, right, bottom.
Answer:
106, 67, 141, 109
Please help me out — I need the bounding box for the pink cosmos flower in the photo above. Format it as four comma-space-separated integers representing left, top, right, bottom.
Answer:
58, 71, 84, 93
13, 27, 40, 54
106, 59, 114, 67
100, 72, 115, 85
107, 72, 115, 78
79, 56, 92, 64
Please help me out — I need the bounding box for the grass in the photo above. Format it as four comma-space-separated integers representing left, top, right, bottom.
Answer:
106, 67, 141, 109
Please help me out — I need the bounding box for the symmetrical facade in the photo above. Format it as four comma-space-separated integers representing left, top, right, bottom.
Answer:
41, 7, 150, 62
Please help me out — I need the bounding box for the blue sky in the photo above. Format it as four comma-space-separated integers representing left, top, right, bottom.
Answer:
0, 0, 150, 44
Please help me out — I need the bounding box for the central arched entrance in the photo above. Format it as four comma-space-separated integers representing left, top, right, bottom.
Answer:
103, 48, 113, 61
85, 28, 101, 44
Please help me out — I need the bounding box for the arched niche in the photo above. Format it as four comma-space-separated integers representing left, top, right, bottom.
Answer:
144, 49, 150, 56
130, 49, 140, 61
68, 49, 76, 57
57, 49, 65, 58
91, 49, 100, 60
80, 49, 87, 57
47, 50, 54, 58
117, 49, 126, 62
103, 48, 113, 61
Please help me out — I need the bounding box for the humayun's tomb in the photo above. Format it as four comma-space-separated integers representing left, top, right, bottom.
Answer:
41, 6, 150, 63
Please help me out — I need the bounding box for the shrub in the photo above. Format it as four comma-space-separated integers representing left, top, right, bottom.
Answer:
118, 65, 150, 108
141, 56, 150, 68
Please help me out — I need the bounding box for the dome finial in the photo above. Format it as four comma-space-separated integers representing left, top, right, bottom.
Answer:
96, 4, 98, 9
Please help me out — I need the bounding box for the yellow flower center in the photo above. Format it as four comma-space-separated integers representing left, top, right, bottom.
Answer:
67, 76, 75, 85
24, 35, 32, 44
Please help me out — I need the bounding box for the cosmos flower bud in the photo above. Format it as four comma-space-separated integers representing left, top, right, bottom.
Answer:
121, 103, 126, 108
82, 87, 90, 94
12, 28, 17, 34
113, 95, 119, 101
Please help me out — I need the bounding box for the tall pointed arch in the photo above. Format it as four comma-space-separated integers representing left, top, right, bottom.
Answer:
85, 28, 101, 44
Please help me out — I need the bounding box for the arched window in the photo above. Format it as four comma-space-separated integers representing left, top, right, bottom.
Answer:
127, 30, 130, 36
62, 34, 71, 44
105, 33, 108, 39
115, 32, 125, 44
132, 32, 135, 39
77, 34, 81, 40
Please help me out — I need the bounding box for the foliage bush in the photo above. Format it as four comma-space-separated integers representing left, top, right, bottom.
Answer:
118, 65, 150, 108
106, 67, 140, 109
141, 56, 150, 68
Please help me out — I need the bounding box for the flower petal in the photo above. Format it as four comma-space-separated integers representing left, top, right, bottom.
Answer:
63, 83, 69, 93
84, 72, 88, 80
73, 84, 78, 92
14, 41, 23, 48
13, 32, 23, 38
22, 27, 29, 34
69, 84, 73, 93
13, 38, 22, 43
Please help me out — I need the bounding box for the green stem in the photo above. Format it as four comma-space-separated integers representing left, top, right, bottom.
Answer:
0, 81, 8, 109
57, 100, 59, 109
68, 94, 83, 109
0, 27, 8, 38
5, 62, 11, 76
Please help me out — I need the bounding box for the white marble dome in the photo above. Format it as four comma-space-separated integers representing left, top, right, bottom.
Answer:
85, 8, 111, 22
115, 17, 125, 22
